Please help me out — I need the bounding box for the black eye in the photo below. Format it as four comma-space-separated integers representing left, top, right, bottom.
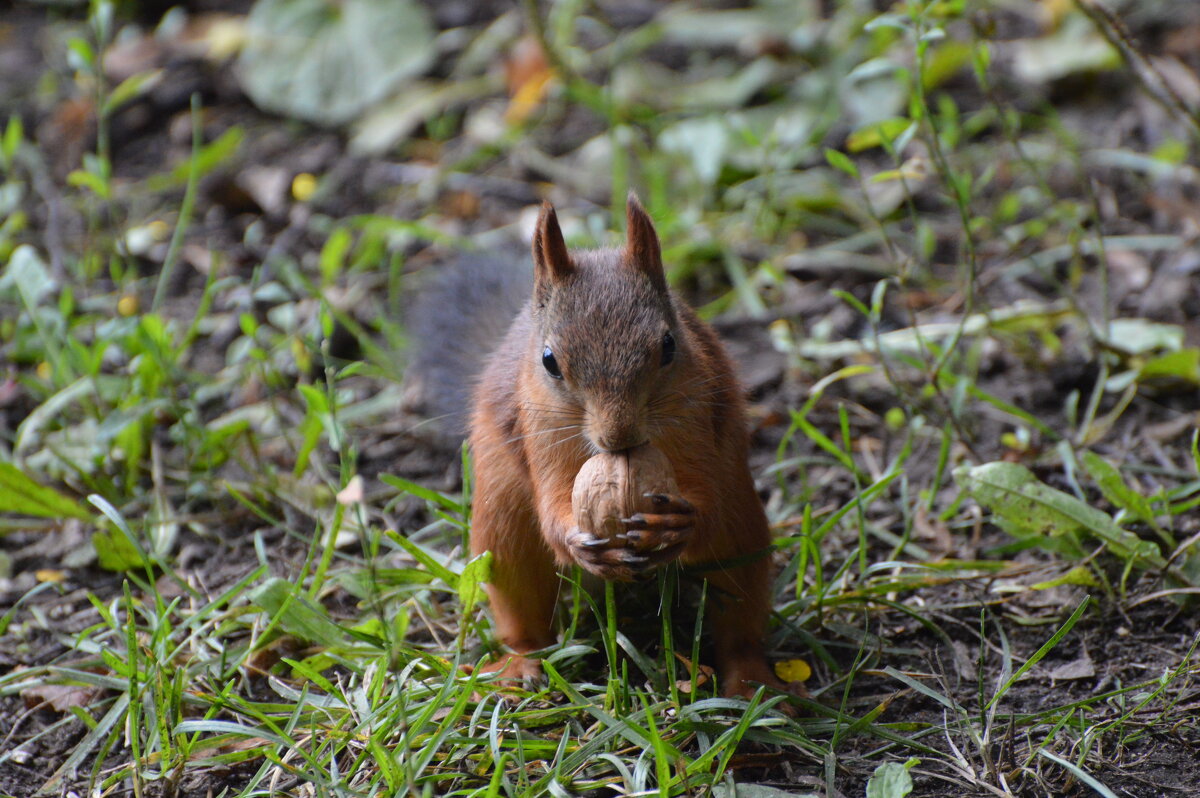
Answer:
542, 346, 563, 379
660, 332, 676, 366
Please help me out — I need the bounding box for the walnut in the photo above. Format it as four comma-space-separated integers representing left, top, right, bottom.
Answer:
572, 444, 678, 540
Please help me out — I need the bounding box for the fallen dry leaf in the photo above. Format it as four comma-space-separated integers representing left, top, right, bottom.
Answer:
22, 681, 103, 712
504, 35, 555, 125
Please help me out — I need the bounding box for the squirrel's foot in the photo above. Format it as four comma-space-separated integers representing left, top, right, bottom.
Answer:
477, 653, 545, 685
719, 655, 806, 716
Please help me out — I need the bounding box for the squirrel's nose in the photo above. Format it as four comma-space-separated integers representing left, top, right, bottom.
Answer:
594, 429, 648, 453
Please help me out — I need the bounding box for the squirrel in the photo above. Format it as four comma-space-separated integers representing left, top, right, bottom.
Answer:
445, 193, 793, 702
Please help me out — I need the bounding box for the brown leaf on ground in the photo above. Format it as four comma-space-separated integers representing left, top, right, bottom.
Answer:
22, 681, 103, 712
504, 35, 554, 124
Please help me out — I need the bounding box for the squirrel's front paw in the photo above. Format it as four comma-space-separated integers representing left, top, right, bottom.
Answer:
566, 493, 695, 582
621, 492, 695, 559
566, 526, 655, 581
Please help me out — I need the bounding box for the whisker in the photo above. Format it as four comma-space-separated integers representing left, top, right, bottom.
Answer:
505, 423, 583, 445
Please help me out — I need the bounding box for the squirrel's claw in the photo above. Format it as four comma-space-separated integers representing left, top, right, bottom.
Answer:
620, 492, 695, 557
567, 487, 695, 580
643, 493, 695, 515
567, 526, 662, 581
625, 512, 692, 530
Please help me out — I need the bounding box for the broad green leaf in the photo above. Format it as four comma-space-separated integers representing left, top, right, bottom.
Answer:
1138, 349, 1200, 385
238, 0, 435, 125
88, 495, 150, 571
1080, 451, 1162, 533
954, 462, 1165, 569
251, 577, 348, 648
1100, 318, 1184, 355
658, 116, 731, 187
1012, 17, 1120, 84
92, 526, 145, 571
1, 244, 55, 306
922, 40, 970, 89
0, 463, 91, 521
866, 759, 917, 798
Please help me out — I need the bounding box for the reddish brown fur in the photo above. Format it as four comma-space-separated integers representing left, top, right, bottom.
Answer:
468, 194, 793, 700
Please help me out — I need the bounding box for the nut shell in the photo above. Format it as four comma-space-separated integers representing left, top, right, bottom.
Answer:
572, 444, 678, 540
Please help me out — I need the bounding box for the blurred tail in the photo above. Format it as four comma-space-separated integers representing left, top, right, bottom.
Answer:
404, 254, 531, 439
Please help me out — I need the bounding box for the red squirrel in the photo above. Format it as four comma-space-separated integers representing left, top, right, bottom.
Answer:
465, 193, 790, 700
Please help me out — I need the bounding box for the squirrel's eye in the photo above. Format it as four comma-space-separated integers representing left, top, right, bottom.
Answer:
660, 332, 676, 366
542, 346, 563, 379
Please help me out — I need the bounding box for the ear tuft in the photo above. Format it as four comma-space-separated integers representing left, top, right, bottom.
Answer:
532, 201, 573, 293
625, 192, 666, 292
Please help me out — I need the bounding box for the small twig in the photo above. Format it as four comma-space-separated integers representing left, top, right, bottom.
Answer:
1076, 0, 1200, 137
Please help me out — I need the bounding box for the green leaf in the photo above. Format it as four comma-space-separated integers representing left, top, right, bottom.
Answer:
88, 494, 152, 571
103, 69, 162, 115
846, 117, 911, 152
67, 169, 110, 199
1, 244, 55, 306
866, 759, 917, 798
954, 462, 1165, 569
1080, 451, 1162, 533
1101, 318, 1184, 356
238, 0, 435, 125
457, 551, 491, 616
659, 117, 731, 187
824, 148, 859, 178
1138, 349, 1200, 385
1, 115, 23, 168
251, 577, 348, 648
146, 127, 244, 191
922, 40, 971, 90
380, 474, 464, 514
294, 385, 329, 478
319, 226, 353, 286
0, 463, 91, 521
988, 596, 1090, 710
1030, 565, 1099, 590
66, 37, 96, 71
92, 526, 145, 571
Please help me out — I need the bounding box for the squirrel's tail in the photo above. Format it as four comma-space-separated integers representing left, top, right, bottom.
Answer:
405, 253, 531, 439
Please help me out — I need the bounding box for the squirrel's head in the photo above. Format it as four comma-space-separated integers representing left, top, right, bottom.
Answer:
530, 193, 683, 454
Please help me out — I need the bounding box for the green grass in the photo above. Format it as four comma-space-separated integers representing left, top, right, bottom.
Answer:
3, 0, 1200, 796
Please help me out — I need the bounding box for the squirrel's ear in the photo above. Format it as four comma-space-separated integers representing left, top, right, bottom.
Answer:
532, 202, 573, 292
624, 192, 666, 292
